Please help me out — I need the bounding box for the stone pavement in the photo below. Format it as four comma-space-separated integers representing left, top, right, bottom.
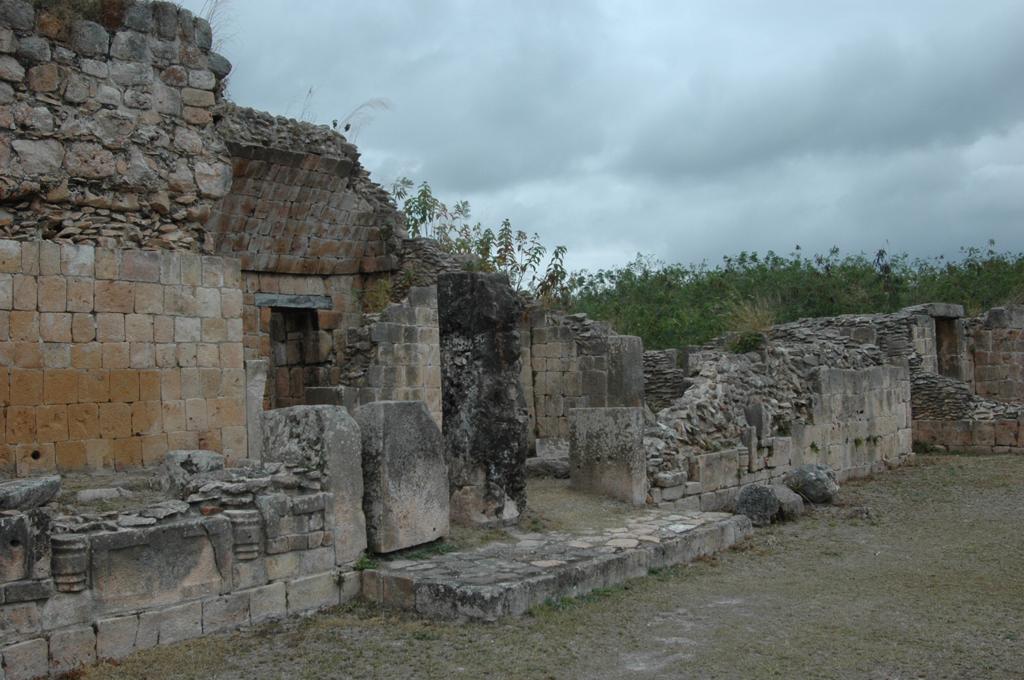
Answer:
361, 510, 752, 621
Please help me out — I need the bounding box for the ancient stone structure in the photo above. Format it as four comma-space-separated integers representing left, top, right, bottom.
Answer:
354, 400, 448, 553
438, 272, 528, 526
2, 1, 1022, 675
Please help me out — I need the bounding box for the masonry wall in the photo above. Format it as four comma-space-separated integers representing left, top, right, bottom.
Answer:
0, 0, 232, 249
0, 240, 245, 477
968, 306, 1024, 403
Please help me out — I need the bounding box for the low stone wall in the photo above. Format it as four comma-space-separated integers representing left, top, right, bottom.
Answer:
968, 306, 1024, 403
0, 240, 246, 477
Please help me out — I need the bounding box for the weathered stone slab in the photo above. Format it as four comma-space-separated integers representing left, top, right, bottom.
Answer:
0, 511, 50, 584
569, 407, 646, 506
438, 272, 528, 526
606, 335, 645, 407
354, 401, 449, 553
1, 638, 48, 680
159, 450, 224, 496
286, 572, 339, 614
695, 448, 742, 492
89, 518, 230, 615
0, 476, 60, 511
253, 293, 332, 309
48, 625, 96, 675
261, 405, 366, 565
244, 359, 268, 461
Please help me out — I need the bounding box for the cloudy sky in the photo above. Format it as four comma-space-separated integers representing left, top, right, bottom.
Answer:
179, 0, 1024, 273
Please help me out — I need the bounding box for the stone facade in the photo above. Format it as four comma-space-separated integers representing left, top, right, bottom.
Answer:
967, 306, 1024, 403
0, 240, 246, 477
0, 0, 232, 250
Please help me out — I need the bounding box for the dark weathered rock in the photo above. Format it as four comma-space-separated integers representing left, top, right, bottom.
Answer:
784, 464, 839, 504
0, 475, 61, 510
160, 450, 224, 495
526, 456, 570, 479
736, 484, 780, 527
354, 401, 449, 553
770, 484, 805, 520
438, 272, 528, 526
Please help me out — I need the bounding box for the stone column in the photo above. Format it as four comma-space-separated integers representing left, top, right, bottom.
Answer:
438, 272, 529, 526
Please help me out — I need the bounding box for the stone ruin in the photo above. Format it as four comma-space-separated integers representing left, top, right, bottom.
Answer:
0, 1, 1021, 675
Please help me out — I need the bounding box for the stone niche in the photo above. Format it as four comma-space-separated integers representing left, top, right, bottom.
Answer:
261, 405, 366, 564
354, 401, 449, 553
569, 407, 646, 506
438, 272, 529, 526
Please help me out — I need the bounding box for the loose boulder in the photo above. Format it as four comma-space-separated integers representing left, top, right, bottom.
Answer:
736, 484, 781, 527
784, 464, 839, 504
159, 450, 225, 495
769, 484, 805, 520
0, 476, 61, 511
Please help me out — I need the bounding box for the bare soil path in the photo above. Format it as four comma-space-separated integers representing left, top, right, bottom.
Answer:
85, 455, 1024, 680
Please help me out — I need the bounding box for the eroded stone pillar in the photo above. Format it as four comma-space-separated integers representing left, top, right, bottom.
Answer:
245, 359, 268, 462
438, 272, 529, 526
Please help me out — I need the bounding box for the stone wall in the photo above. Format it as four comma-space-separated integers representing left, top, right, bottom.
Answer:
0, 407, 363, 677
0, 239, 246, 478
967, 305, 1024, 403
210, 105, 403, 276
1, 0, 232, 250
642, 349, 688, 411
527, 311, 644, 451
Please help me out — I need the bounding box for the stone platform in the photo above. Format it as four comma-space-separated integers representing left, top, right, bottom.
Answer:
361, 510, 752, 621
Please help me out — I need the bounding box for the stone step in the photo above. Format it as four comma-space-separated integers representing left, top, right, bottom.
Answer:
361, 511, 752, 622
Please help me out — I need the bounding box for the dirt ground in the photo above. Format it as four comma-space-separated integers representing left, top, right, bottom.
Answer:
84, 455, 1024, 680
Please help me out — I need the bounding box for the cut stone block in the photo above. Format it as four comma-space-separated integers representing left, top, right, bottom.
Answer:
438, 272, 528, 526
354, 401, 449, 553
0, 476, 60, 511
569, 407, 646, 506
606, 335, 645, 407
261, 405, 366, 565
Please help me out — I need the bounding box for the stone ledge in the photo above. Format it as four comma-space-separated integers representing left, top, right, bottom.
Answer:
360, 511, 752, 622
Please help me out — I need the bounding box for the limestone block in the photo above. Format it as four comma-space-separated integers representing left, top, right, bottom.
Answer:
695, 448, 742, 492
136, 602, 202, 648
438, 272, 528, 526
48, 624, 95, 675
568, 407, 646, 506
606, 335, 645, 407
286, 572, 340, 615
248, 582, 286, 624
261, 406, 366, 565
1, 638, 47, 680
95, 614, 139, 660
201, 592, 249, 633
354, 401, 449, 553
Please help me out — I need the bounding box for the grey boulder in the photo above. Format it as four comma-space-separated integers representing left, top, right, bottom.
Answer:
736, 484, 805, 526
784, 464, 839, 504
0, 475, 61, 510
769, 484, 805, 520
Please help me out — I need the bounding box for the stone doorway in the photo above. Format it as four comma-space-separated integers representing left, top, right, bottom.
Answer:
256, 294, 334, 408
935, 316, 963, 380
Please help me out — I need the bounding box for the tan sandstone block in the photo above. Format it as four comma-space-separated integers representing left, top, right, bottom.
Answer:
12, 274, 37, 310
72, 343, 103, 369
220, 343, 243, 369
37, 275, 67, 312
154, 315, 174, 343
67, 277, 94, 312
96, 313, 125, 342
78, 369, 110, 402
37, 404, 69, 442
125, 314, 153, 342
161, 400, 186, 432
161, 369, 181, 400
16, 442, 56, 475
10, 310, 38, 341
43, 368, 78, 404
197, 343, 219, 367
134, 282, 164, 314
10, 368, 42, 404
109, 369, 139, 402
185, 398, 207, 431
94, 280, 135, 313
139, 370, 161, 401
56, 439, 88, 471
68, 403, 100, 440
141, 434, 168, 466
198, 428, 221, 451
6, 405, 36, 443
72, 313, 96, 342
102, 342, 130, 369
39, 312, 72, 342
98, 402, 132, 439
14, 342, 42, 368
166, 430, 198, 450
130, 342, 155, 368
131, 401, 162, 436
112, 437, 142, 469
95, 249, 120, 279
85, 438, 112, 469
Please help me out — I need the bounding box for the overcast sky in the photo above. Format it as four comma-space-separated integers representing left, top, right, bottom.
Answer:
179, 0, 1024, 273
